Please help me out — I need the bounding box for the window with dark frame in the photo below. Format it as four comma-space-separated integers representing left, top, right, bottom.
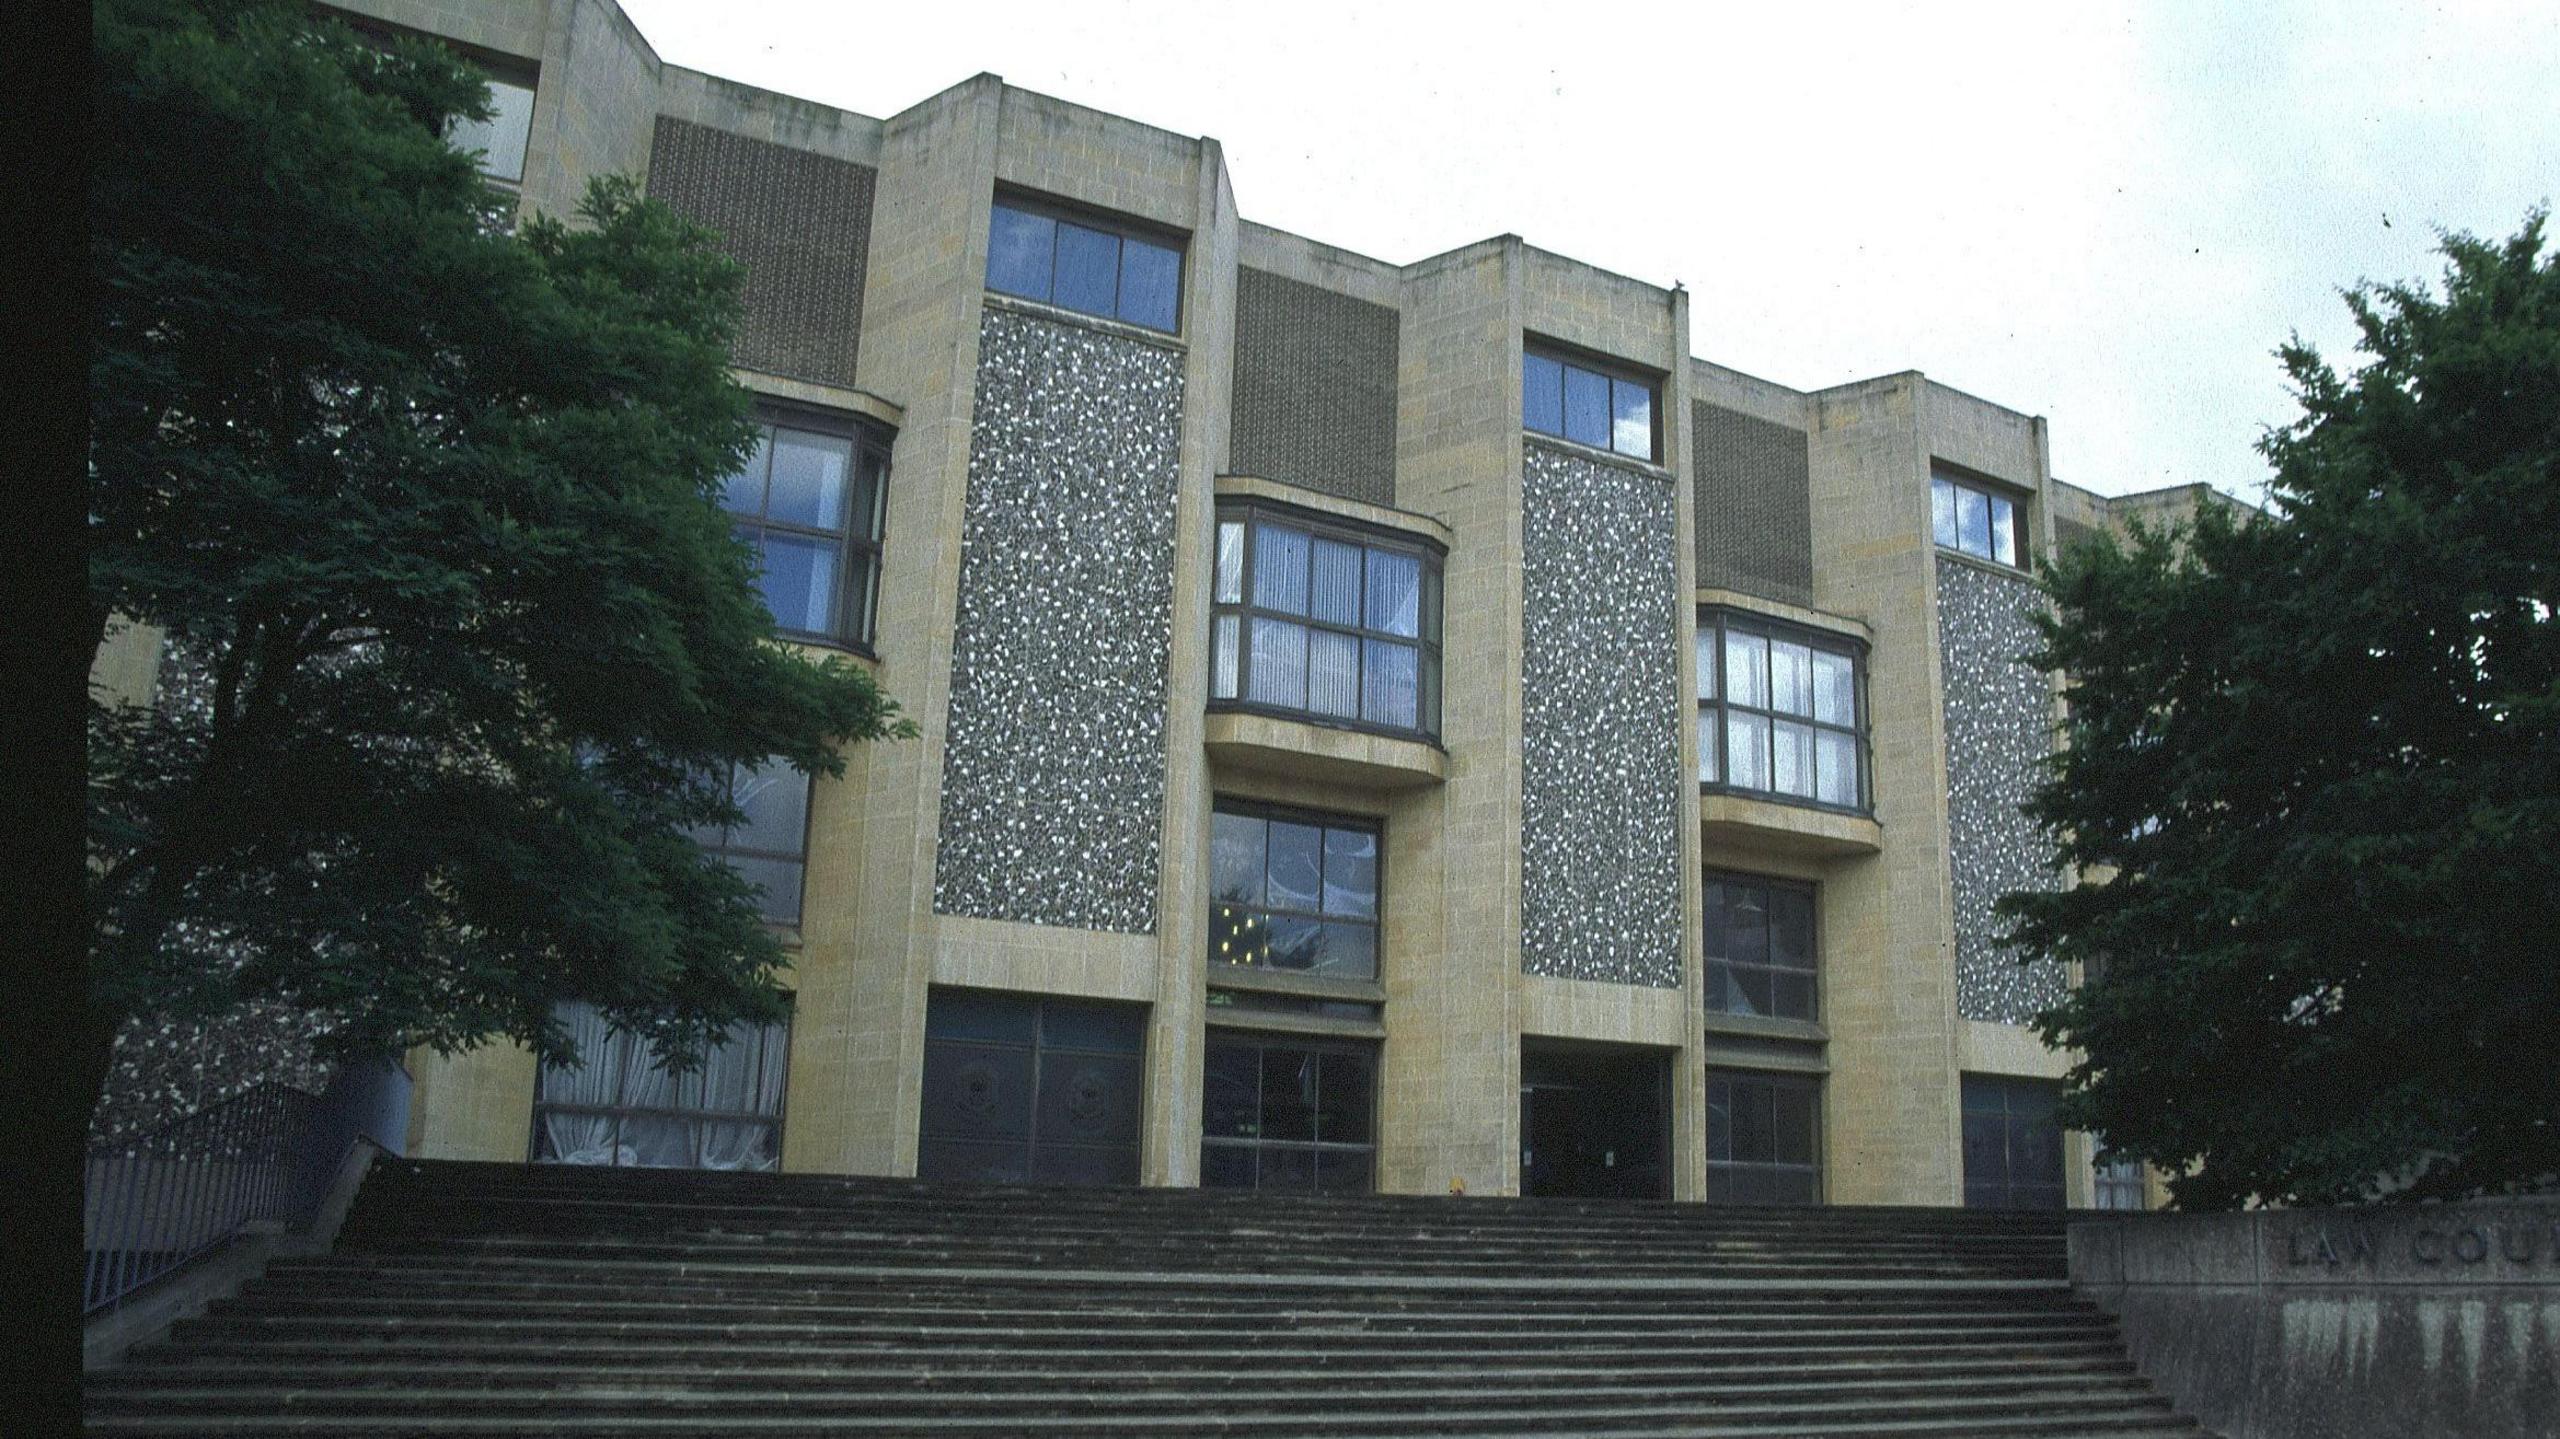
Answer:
1704, 874, 1818, 1023
2094, 1154, 2146, 1211
1706, 1071, 1821, 1205
1523, 348, 1657, 460
1208, 803, 1381, 982
1961, 1074, 2067, 1210
1696, 610, 1868, 812
690, 759, 813, 927
985, 198, 1184, 332
1210, 504, 1443, 741
1201, 1033, 1377, 1194
1932, 470, 2022, 567
531, 999, 789, 1172
447, 71, 537, 183
719, 415, 891, 651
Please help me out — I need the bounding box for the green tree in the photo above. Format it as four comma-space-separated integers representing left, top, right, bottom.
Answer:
2004, 217, 2560, 1209
86, 0, 906, 1125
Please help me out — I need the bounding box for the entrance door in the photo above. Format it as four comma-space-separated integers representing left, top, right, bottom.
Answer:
1519, 1041, 1669, 1199
918, 989, 1146, 1186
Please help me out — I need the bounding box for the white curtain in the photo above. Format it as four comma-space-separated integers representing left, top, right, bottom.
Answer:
537, 1002, 785, 1171
539, 1003, 622, 1165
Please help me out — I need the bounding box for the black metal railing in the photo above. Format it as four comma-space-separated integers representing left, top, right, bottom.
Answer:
83, 1061, 409, 1317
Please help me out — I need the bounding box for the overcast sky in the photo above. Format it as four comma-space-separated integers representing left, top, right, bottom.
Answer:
618, 0, 2558, 501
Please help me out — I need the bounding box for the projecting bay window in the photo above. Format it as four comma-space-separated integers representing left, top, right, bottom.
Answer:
1209, 803, 1380, 981
720, 415, 890, 652
1209, 505, 1443, 741
1932, 469, 2022, 567
1697, 610, 1868, 812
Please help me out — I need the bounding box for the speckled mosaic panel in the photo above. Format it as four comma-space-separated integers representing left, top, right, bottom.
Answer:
1937, 556, 2071, 1021
1519, 443, 1687, 988
647, 118, 875, 389
932, 308, 1184, 933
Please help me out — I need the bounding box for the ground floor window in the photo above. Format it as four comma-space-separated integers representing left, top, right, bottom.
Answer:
2093, 1153, 2146, 1210
917, 989, 1146, 1187
1706, 1070, 1821, 1204
532, 1000, 788, 1171
1962, 1074, 2066, 1209
1201, 1033, 1375, 1193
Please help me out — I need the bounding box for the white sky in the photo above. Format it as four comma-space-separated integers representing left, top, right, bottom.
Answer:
618, 0, 2559, 502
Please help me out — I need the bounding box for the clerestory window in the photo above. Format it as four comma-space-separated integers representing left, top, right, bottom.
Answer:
1523, 347, 1657, 460
1932, 469, 2022, 567
985, 198, 1184, 333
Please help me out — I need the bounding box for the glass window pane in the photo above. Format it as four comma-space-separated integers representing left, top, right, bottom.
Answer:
1816, 729, 1860, 808
1705, 961, 1734, 1012
1932, 477, 1959, 549
1209, 810, 1265, 905
1214, 520, 1245, 604
1321, 827, 1378, 918
1611, 378, 1652, 458
1313, 921, 1377, 980
1697, 709, 1718, 784
1774, 1085, 1817, 1165
1361, 640, 1418, 729
766, 428, 852, 530
1706, 1080, 1733, 1163
1265, 821, 1322, 912
1734, 963, 1773, 1018
1991, 495, 2017, 566
1421, 565, 1442, 643
1523, 353, 1564, 435
1770, 641, 1813, 717
1204, 1042, 1261, 1139
721, 430, 771, 515
1694, 627, 1717, 701
1051, 221, 1120, 316
1210, 900, 1266, 967
852, 447, 889, 542
1701, 881, 1728, 960
449, 76, 536, 183
1264, 914, 1326, 971
1315, 1147, 1373, 1195
1306, 630, 1360, 718
1117, 235, 1181, 331
1773, 719, 1815, 798
756, 533, 840, 635
1258, 1047, 1319, 1141
730, 760, 809, 855
1318, 1051, 1375, 1145
1365, 550, 1421, 638
1721, 881, 1771, 965
1200, 1143, 1254, 1190
1772, 973, 1816, 1022
986, 205, 1055, 300
1726, 711, 1770, 791
1812, 650, 1854, 726
1769, 887, 1815, 972
1210, 614, 1240, 699
1247, 618, 1306, 708
1724, 631, 1769, 709
1960, 487, 1992, 557
1252, 524, 1310, 614
1733, 1079, 1776, 1162
725, 854, 803, 925
1309, 537, 1363, 626
1421, 650, 1440, 735
1562, 364, 1610, 448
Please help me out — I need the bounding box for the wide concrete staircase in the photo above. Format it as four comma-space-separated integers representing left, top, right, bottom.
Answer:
87, 1158, 2210, 1437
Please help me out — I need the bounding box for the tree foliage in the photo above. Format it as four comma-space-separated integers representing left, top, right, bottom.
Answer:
2003, 217, 2560, 1208
87, 0, 907, 1107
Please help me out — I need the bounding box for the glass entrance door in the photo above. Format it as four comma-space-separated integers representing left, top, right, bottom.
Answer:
1519, 1041, 1670, 1200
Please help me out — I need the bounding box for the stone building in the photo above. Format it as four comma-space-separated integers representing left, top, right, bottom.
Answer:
188, 0, 2232, 1207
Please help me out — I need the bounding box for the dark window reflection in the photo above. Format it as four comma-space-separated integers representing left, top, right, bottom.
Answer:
1206, 805, 1382, 981
1199, 1034, 1375, 1194
984, 200, 1183, 333
1705, 1072, 1821, 1205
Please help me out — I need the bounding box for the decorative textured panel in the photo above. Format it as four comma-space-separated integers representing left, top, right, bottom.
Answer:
1228, 268, 1399, 506
1937, 556, 2071, 1022
933, 308, 1185, 933
1692, 402, 1814, 606
1520, 443, 1687, 988
646, 118, 875, 389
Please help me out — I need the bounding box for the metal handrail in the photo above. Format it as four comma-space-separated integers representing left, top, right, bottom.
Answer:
82, 1081, 321, 1316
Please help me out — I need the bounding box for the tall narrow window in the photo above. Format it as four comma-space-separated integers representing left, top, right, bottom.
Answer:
719, 415, 890, 650
691, 759, 812, 927
1697, 610, 1866, 812
1931, 470, 2022, 567
1210, 503, 1443, 741
1523, 347, 1657, 460
1209, 804, 1380, 981
532, 1000, 788, 1171
986, 199, 1184, 333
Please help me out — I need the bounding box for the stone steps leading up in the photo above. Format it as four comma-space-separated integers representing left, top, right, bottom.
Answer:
88, 1158, 2211, 1437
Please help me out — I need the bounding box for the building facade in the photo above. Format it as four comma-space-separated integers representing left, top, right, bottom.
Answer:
265, 0, 2226, 1207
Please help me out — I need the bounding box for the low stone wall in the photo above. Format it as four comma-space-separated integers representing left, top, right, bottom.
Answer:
2069, 1200, 2560, 1439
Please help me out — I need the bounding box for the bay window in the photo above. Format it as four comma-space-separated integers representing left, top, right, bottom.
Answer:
720, 414, 890, 651
1210, 504, 1442, 741
1697, 610, 1868, 812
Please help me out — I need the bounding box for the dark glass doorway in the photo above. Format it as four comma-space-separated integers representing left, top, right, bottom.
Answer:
1519, 1040, 1670, 1200
917, 989, 1146, 1186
